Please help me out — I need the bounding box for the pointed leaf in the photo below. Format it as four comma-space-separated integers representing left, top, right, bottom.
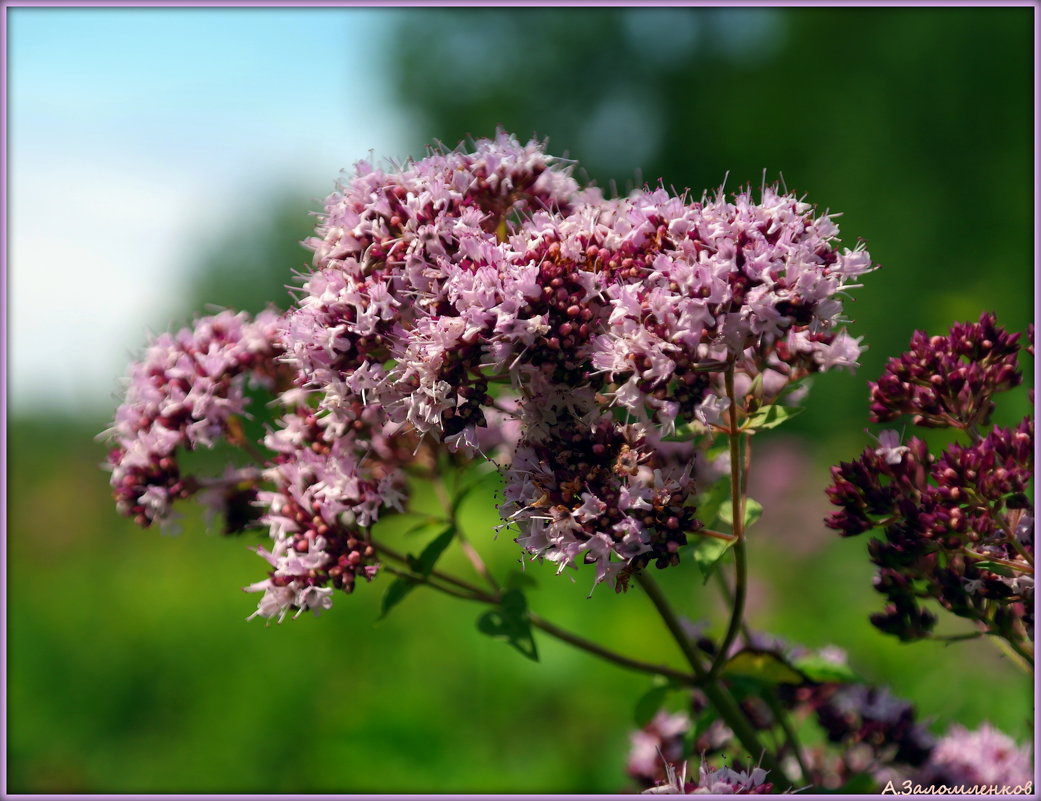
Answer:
718, 497, 762, 530
633, 683, 672, 728
694, 479, 731, 528
742, 404, 805, 432
378, 575, 418, 621
400, 516, 448, 537
791, 655, 861, 685
688, 535, 735, 584
505, 569, 537, 591
407, 525, 455, 577
685, 706, 718, 757
972, 560, 1016, 578
721, 648, 804, 686
476, 588, 538, 662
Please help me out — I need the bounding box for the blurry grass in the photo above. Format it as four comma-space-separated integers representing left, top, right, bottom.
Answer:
6, 415, 1032, 793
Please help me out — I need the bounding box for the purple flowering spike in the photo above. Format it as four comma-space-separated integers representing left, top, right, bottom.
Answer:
828, 317, 1033, 644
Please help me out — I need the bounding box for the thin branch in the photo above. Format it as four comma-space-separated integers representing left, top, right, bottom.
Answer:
709, 363, 748, 678
636, 573, 790, 787
527, 612, 700, 687
374, 542, 492, 599
764, 691, 812, 787
699, 528, 739, 544
992, 635, 1033, 673
377, 542, 700, 685
432, 472, 502, 593
382, 565, 486, 603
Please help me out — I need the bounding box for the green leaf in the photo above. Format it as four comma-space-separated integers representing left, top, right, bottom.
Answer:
400, 516, 448, 537
451, 462, 501, 516
725, 673, 768, 701
718, 497, 763, 530
742, 404, 805, 432
721, 649, 804, 686
476, 588, 539, 662
694, 479, 731, 528
378, 575, 418, 621
633, 683, 671, 728
505, 569, 537, 591
973, 560, 1016, 578
791, 655, 860, 685
406, 525, 455, 577
688, 535, 735, 584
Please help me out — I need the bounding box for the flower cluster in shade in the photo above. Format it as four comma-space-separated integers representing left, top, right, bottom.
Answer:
106, 132, 875, 618
826, 314, 1034, 644
627, 632, 1030, 793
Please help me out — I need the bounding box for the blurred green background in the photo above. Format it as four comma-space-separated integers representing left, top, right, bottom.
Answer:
7, 6, 1034, 793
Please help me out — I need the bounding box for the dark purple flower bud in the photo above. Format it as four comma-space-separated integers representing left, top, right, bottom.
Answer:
868, 313, 1022, 429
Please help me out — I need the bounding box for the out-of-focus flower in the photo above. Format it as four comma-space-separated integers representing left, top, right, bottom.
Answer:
916, 723, 1032, 787
644, 758, 774, 794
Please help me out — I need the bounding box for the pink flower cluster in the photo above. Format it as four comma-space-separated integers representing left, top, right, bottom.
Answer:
246, 403, 411, 621
105, 309, 283, 529
916, 723, 1033, 787
643, 759, 773, 794
107, 132, 874, 615
283, 133, 872, 589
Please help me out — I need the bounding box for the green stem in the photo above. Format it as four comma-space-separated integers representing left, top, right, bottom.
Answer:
994, 635, 1034, 672
374, 542, 490, 598
432, 472, 502, 593
713, 568, 752, 643
764, 691, 811, 787
710, 363, 749, 678
929, 631, 983, 644
382, 565, 485, 603
526, 612, 700, 687
377, 544, 699, 685
636, 573, 790, 788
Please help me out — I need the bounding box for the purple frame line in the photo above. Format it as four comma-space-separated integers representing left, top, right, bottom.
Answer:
1, 1, 1036, 799
1034, 0, 1040, 797
0, 0, 1038, 8
2, 0, 9, 798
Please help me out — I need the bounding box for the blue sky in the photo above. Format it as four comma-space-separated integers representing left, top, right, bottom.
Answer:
8, 7, 411, 414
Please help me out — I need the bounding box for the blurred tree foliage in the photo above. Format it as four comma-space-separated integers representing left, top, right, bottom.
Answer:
184, 192, 315, 317
180, 8, 1033, 453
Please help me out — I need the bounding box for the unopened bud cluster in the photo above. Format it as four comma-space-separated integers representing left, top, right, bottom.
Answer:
827, 315, 1034, 644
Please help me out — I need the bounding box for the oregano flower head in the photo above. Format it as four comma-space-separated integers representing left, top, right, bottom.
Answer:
106, 131, 876, 614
